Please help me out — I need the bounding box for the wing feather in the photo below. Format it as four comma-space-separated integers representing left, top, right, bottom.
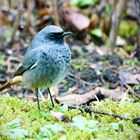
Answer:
14, 60, 36, 76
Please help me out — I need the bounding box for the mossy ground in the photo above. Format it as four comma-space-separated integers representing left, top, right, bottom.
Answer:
0, 94, 139, 140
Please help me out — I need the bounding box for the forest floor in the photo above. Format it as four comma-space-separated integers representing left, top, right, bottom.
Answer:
0, 0, 140, 139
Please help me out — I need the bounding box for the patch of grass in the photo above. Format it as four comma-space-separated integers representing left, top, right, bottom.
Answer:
0, 94, 139, 139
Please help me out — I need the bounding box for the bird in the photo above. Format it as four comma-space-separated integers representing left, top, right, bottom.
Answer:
0, 25, 72, 110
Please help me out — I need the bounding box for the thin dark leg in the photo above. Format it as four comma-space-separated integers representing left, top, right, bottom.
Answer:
47, 88, 54, 107
35, 89, 40, 110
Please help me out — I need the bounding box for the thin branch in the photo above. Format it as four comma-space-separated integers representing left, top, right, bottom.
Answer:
9, 0, 24, 44
109, 0, 126, 51
83, 106, 130, 120
53, 0, 60, 26
135, 0, 140, 58
69, 105, 131, 120
125, 84, 140, 99
26, 0, 36, 36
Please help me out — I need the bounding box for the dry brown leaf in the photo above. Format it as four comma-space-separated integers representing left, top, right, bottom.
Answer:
55, 87, 100, 106
50, 86, 59, 96
99, 87, 123, 100
61, 8, 90, 31
90, 13, 99, 28
119, 72, 140, 85
55, 87, 123, 106
38, 8, 54, 17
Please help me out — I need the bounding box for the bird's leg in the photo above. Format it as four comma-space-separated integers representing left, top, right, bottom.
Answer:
47, 88, 54, 107
35, 89, 40, 110
38, 89, 45, 101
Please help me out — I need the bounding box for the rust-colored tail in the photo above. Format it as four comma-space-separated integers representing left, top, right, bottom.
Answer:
0, 76, 23, 92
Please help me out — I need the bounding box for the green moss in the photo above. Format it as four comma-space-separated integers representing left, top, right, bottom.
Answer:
71, 58, 88, 71
123, 45, 136, 53
0, 94, 139, 139
123, 58, 140, 67
119, 21, 138, 38
71, 0, 99, 8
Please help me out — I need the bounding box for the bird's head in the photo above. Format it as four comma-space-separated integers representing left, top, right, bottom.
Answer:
37, 25, 72, 44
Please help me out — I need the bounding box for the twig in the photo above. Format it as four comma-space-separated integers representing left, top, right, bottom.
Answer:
135, 0, 140, 57
9, 0, 24, 44
26, 0, 36, 36
7, 0, 11, 11
109, 0, 126, 51
52, 0, 60, 26
83, 106, 130, 120
69, 105, 130, 120
135, 0, 140, 26
125, 84, 140, 99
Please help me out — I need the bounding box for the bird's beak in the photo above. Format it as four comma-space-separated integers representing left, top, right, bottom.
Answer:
62, 31, 73, 37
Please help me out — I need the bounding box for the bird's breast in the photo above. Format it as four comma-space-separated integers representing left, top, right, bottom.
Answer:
23, 45, 71, 89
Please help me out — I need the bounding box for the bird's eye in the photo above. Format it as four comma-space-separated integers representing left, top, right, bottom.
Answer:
49, 32, 63, 39
53, 32, 63, 36
49, 33, 54, 38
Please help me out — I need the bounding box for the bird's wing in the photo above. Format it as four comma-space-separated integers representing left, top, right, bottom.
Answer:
14, 47, 48, 76
14, 48, 39, 76
14, 59, 36, 76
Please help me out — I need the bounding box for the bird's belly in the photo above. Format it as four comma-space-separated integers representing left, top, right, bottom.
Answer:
23, 63, 68, 89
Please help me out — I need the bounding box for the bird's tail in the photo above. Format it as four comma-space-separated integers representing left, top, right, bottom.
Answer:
0, 76, 23, 92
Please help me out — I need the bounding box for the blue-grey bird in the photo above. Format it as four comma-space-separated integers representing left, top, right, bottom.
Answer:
0, 25, 72, 110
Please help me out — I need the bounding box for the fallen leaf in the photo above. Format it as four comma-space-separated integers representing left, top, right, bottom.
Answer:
50, 86, 59, 96
99, 87, 123, 100
55, 87, 123, 106
55, 87, 100, 106
60, 7, 90, 31
119, 72, 140, 86
90, 13, 100, 28
38, 8, 53, 17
